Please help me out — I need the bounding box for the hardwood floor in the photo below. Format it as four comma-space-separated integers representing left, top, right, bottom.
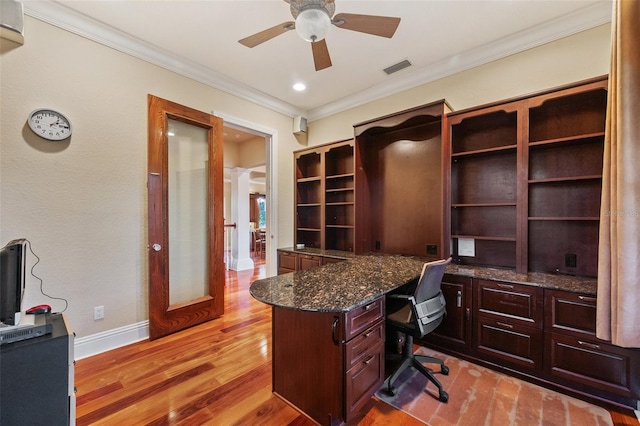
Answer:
75, 253, 639, 425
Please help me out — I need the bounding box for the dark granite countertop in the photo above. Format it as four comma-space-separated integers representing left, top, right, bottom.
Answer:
251, 253, 598, 313
251, 254, 425, 312
444, 264, 597, 294
277, 247, 356, 260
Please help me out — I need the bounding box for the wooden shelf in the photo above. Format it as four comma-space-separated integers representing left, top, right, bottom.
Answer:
528, 217, 600, 221
297, 176, 321, 183
528, 131, 605, 147
452, 203, 517, 208
528, 175, 602, 184
326, 225, 354, 229
451, 144, 517, 158
297, 203, 322, 207
452, 235, 516, 242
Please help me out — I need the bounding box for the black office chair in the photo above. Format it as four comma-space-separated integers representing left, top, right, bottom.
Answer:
385, 257, 452, 402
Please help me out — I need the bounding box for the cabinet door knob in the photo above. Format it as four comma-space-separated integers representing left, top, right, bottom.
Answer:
152, 243, 162, 251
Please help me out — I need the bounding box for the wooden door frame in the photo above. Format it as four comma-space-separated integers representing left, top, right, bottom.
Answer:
147, 94, 225, 340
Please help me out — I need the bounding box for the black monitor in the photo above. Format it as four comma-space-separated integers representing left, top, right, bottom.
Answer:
0, 239, 27, 326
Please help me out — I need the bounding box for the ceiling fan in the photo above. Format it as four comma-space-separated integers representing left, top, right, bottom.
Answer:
238, 0, 401, 71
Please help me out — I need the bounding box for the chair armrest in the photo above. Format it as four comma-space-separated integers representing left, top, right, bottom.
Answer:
387, 294, 412, 301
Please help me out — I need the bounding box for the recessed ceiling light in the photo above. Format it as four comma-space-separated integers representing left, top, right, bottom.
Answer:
293, 82, 306, 91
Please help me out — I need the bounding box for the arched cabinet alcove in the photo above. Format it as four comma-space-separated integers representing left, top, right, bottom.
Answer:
353, 100, 452, 259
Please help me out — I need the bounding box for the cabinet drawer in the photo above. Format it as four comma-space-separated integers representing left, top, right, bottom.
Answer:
344, 298, 384, 341
277, 251, 297, 273
299, 254, 322, 270
546, 332, 640, 399
476, 279, 543, 328
322, 256, 345, 265
475, 316, 543, 371
345, 321, 384, 370
345, 344, 384, 421
544, 289, 596, 338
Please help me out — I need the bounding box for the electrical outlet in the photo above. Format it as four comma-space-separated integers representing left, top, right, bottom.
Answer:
94, 305, 104, 320
375, 240, 381, 250
426, 244, 438, 255
565, 253, 577, 268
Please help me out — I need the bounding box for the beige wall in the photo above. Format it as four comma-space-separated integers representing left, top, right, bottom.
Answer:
308, 24, 611, 146
0, 17, 302, 337
0, 15, 610, 339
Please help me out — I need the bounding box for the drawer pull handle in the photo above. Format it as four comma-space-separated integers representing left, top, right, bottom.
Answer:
497, 283, 514, 289
578, 340, 600, 350
364, 330, 375, 338
578, 295, 597, 303
496, 321, 514, 329
363, 356, 374, 365
332, 317, 340, 346
364, 303, 374, 311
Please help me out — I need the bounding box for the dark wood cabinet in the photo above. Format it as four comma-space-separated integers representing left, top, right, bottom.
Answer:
277, 250, 297, 274
448, 76, 607, 275
420, 273, 472, 353
544, 289, 640, 407
298, 253, 322, 270
474, 279, 544, 371
272, 298, 385, 425
277, 249, 348, 274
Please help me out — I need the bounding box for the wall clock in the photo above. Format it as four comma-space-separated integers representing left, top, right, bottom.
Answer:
28, 109, 72, 141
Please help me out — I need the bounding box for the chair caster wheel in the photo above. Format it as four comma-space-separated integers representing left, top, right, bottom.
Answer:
387, 386, 396, 397
439, 390, 449, 403
441, 365, 449, 375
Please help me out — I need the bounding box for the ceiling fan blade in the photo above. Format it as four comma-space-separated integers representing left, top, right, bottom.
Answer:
333, 13, 400, 38
311, 39, 332, 71
238, 22, 294, 48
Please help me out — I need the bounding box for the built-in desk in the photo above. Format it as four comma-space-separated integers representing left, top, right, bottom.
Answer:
253, 254, 640, 422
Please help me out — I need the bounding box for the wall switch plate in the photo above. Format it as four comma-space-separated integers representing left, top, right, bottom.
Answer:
94, 305, 104, 320
458, 238, 475, 257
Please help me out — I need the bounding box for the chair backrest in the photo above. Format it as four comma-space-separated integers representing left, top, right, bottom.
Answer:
412, 257, 452, 336
414, 257, 452, 305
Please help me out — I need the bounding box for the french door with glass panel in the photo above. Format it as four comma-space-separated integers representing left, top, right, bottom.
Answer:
147, 95, 224, 340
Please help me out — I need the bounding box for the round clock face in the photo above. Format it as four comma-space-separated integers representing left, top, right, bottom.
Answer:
28, 109, 72, 141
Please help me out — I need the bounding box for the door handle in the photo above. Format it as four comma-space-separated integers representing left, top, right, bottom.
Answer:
456, 290, 462, 308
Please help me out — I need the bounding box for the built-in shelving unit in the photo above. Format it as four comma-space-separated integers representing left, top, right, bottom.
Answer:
294, 140, 354, 251
449, 108, 519, 269
448, 76, 607, 275
325, 143, 355, 251
526, 86, 606, 276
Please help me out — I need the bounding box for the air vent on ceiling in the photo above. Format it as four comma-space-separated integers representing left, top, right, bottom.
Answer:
384, 59, 412, 75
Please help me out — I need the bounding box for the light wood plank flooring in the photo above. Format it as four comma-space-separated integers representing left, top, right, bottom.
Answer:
75, 254, 638, 425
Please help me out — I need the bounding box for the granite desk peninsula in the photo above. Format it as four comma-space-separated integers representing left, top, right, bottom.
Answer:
250, 254, 427, 425
251, 253, 640, 422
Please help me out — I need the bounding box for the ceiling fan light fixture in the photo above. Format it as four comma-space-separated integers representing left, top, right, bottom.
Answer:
295, 8, 331, 42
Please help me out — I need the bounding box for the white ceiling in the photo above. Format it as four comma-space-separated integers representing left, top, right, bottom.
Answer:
23, 0, 611, 121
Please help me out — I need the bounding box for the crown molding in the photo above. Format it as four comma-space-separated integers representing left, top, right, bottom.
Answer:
306, 1, 612, 121
23, 1, 305, 118
24, 1, 611, 123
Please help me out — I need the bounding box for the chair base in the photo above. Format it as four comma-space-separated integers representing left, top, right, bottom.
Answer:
386, 334, 449, 403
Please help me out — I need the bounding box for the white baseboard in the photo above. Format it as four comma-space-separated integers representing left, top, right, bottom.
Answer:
74, 320, 149, 360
